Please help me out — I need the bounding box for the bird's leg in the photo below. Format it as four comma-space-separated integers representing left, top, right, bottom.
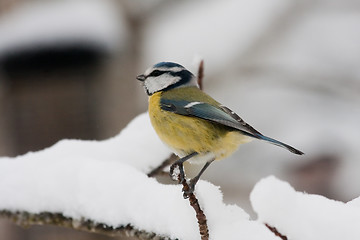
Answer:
169, 152, 198, 183
183, 159, 214, 198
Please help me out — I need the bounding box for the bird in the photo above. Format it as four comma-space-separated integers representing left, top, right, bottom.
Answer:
137, 62, 303, 198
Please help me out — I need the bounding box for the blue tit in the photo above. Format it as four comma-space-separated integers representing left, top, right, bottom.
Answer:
137, 62, 303, 196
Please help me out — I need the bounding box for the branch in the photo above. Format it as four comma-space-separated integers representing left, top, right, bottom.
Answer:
181, 181, 209, 240
147, 154, 177, 177
265, 223, 288, 240
0, 210, 170, 240
197, 59, 204, 90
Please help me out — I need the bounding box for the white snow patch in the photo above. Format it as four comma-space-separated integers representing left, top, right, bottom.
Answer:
0, 113, 277, 240
0, 113, 171, 174
250, 176, 360, 240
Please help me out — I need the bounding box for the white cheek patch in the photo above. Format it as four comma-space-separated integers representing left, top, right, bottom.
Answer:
144, 74, 181, 94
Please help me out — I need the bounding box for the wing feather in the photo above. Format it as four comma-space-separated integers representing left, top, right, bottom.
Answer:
160, 98, 260, 137
160, 98, 304, 155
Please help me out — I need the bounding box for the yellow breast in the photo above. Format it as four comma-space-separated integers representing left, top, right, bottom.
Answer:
148, 90, 251, 163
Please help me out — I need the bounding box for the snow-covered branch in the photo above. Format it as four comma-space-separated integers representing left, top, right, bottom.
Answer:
1, 113, 360, 239
0, 113, 277, 239
251, 176, 360, 240
0, 210, 165, 239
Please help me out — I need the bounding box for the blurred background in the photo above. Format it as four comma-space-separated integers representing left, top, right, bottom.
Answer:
0, 0, 360, 239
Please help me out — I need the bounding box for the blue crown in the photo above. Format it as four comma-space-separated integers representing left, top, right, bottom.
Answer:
154, 62, 184, 69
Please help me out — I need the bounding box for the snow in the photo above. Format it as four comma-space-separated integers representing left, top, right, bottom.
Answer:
0, 113, 277, 240
1, 112, 360, 239
170, 164, 181, 181
251, 176, 360, 240
0, 113, 171, 173
0, 0, 126, 55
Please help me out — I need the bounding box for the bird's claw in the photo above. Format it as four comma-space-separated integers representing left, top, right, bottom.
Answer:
182, 179, 196, 199
169, 162, 185, 183
170, 162, 197, 199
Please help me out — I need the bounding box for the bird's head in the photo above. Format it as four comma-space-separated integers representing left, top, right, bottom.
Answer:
136, 62, 198, 95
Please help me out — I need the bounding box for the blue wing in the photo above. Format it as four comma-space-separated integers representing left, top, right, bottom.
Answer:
160, 98, 261, 136
160, 98, 303, 155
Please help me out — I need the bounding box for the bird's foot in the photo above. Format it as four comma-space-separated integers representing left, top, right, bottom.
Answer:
169, 162, 185, 183
182, 179, 196, 199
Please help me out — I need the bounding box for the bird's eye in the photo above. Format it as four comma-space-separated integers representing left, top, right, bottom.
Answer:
149, 70, 163, 77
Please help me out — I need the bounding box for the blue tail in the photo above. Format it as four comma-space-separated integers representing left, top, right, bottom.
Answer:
255, 134, 304, 155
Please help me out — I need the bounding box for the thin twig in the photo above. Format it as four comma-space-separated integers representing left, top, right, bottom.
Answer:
197, 60, 204, 90
179, 175, 209, 240
147, 154, 178, 177
265, 223, 288, 240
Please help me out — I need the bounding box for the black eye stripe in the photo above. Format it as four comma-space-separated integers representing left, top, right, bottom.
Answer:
169, 70, 193, 79
147, 69, 193, 81
148, 70, 165, 77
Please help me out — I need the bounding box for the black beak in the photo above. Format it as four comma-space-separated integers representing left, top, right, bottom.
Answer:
136, 74, 146, 81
